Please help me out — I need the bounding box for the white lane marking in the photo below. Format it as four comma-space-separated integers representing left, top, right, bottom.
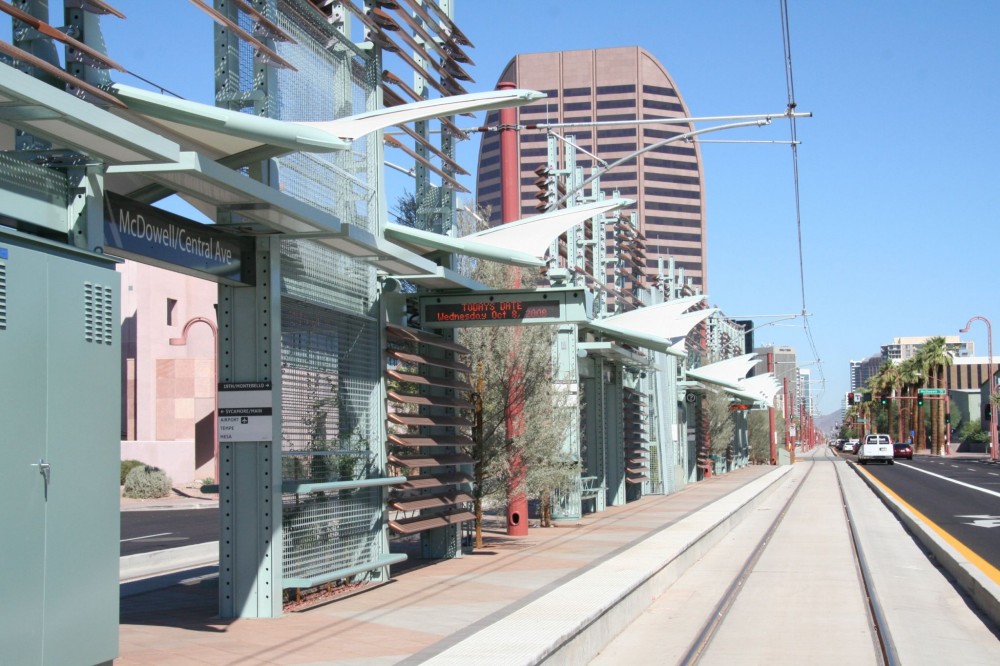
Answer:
121, 531, 172, 543
956, 515, 1000, 528
896, 463, 1000, 499
990, 473, 999, 477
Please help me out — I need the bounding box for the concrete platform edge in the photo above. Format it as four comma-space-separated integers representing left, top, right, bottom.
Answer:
422, 465, 794, 665
120, 541, 219, 586
850, 462, 1000, 627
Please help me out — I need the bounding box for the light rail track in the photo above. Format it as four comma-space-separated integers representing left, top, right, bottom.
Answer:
676, 446, 893, 665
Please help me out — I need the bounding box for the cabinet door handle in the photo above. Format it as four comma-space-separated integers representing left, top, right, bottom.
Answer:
31, 460, 50, 498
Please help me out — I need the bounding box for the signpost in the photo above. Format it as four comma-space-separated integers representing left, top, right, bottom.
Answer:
917, 388, 947, 395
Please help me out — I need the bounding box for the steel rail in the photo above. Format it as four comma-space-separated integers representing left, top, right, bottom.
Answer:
679, 446, 895, 665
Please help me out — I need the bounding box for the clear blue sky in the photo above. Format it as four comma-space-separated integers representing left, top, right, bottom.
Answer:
63, 2, 1000, 414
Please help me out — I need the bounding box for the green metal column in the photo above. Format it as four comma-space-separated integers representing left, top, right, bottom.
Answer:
551, 323, 582, 522
605, 363, 626, 506
217, 237, 283, 619
580, 356, 606, 512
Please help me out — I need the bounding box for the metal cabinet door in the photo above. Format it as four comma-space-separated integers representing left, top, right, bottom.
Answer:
0, 237, 120, 666
0, 241, 50, 665
41, 254, 120, 666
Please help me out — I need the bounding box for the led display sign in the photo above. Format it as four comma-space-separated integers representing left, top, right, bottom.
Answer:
419, 288, 589, 328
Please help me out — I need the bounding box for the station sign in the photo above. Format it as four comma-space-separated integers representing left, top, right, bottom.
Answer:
103, 192, 254, 286
419, 287, 589, 328
218, 381, 273, 442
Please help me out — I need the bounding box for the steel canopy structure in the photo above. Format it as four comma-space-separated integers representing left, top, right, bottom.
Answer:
0, 4, 793, 650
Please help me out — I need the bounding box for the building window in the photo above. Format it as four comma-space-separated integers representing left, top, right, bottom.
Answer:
643, 84, 677, 97
167, 298, 177, 326
596, 98, 637, 109
597, 84, 636, 94
645, 99, 685, 112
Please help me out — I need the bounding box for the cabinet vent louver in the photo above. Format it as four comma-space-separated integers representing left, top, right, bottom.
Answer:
84, 281, 113, 344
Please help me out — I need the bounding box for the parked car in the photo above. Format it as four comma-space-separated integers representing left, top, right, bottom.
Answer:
841, 439, 859, 454
893, 441, 913, 460
858, 433, 894, 465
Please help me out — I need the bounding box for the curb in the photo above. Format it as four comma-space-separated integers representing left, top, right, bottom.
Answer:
120, 541, 219, 586
120, 500, 219, 512
850, 462, 1000, 627
419, 465, 794, 665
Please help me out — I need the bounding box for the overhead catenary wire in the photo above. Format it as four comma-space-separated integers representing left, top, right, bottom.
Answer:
779, 0, 825, 407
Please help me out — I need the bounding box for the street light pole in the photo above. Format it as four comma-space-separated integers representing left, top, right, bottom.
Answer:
960, 316, 997, 462
170, 316, 220, 482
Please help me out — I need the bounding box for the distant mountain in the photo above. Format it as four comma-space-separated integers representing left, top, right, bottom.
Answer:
816, 410, 843, 436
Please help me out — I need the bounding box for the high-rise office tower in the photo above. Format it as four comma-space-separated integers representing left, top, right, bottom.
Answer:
475, 47, 707, 291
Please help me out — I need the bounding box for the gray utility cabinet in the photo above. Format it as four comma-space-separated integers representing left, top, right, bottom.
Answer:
0, 229, 120, 666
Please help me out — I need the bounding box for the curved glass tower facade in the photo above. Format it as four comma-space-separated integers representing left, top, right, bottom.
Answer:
475, 46, 707, 290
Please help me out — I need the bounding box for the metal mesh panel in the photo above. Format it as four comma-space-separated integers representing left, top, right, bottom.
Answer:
280, 287, 384, 582
263, 0, 387, 590
0, 153, 67, 202
280, 287, 379, 457
282, 486, 382, 580
272, 3, 379, 234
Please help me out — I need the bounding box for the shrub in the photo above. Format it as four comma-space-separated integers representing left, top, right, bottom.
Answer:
123, 465, 173, 499
120, 459, 146, 486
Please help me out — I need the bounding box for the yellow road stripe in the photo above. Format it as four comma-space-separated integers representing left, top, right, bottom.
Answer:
857, 466, 1000, 585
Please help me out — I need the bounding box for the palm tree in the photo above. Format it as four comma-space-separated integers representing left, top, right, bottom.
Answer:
870, 360, 901, 438
919, 337, 954, 455
897, 358, 921, 445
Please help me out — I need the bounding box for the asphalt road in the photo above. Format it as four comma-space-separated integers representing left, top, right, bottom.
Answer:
859, 455, 1000, 569
120, 508, 219, 557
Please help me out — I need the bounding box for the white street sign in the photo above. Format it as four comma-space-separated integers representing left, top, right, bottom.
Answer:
218, 382, 273, 443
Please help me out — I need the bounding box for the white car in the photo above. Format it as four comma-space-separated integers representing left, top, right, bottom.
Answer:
841, 439, 859, 454
858, 433, 894, 465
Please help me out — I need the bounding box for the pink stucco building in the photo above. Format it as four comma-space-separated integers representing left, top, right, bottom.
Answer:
119, 259, 218, 484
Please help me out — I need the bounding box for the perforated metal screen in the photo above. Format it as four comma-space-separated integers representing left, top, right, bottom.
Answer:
257, 1, 387, 586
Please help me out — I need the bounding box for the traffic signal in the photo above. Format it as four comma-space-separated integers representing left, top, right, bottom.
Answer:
986, 404, 993, 421
916, 393, 924, 407
880, 394, 888, 406
945, 413, 951, 424
847, 392, 855, 406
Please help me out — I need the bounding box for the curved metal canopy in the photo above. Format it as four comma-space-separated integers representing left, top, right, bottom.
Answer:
589, 305, 716, 356
111, 83, 544, 161
736, 373, 784, 408
385, 198, 634, 267
686, 354, 759, 391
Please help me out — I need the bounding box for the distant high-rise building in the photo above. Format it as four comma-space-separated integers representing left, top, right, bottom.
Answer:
475, 46, 707, 290
881, 335, 972, 361
798, 368, 814, 416
754, 344, 797, 414
850, 354, 883, 392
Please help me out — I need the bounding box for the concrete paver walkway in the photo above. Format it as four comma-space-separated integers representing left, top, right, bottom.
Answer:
117, 467, 774, 665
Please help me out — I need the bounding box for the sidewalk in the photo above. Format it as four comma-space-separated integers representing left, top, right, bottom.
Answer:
117, 466, 780, 665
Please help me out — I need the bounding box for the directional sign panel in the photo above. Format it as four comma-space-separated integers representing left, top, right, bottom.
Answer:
419, 287, 589, 328
218, 381, 273, 442
918, 388, 947, 395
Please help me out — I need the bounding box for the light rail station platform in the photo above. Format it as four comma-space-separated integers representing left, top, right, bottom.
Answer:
116, 453, 1000, 664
